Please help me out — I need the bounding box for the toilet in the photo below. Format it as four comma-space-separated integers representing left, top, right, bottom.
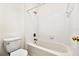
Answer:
3, 37, 28, 56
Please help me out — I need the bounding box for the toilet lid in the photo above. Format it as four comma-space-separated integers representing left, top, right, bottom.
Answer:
10, 49, 28, 56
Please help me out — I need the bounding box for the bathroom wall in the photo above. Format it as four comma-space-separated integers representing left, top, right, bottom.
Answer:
38, 4, 71, 45
25, 3, 71, 45
24, 3, 38, 43
69, 4, 79, 55
76, 4, 79, 55
0, 4, 24, 55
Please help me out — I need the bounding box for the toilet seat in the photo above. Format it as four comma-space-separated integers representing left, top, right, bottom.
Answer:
10, 49, 28, 56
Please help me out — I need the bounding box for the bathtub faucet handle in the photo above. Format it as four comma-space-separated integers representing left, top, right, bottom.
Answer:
34, 38, 37, 41
33, 33, 36, 37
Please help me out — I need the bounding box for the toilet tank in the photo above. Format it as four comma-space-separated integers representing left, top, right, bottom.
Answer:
3, 37, 22, 53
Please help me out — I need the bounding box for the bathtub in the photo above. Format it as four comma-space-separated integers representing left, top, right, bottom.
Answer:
26, 41, 72, 56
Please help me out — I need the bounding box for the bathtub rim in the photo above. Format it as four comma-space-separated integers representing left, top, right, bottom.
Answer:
26, 42, 72, 56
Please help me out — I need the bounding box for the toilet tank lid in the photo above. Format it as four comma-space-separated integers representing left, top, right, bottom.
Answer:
3, 37, 22, 42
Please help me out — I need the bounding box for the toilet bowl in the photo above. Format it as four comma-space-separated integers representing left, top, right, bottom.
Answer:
10, 49, 28, 56
3, 37, 28, 56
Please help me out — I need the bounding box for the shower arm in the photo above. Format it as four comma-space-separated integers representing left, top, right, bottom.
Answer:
26, 3, 45, 12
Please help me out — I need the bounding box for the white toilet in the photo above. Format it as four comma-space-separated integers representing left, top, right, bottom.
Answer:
3, 37, 28, 56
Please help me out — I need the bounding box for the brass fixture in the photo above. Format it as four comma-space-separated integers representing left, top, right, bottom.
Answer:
77, 36, 79, 42
72, 36, 76, 41
72, 35, 79, 42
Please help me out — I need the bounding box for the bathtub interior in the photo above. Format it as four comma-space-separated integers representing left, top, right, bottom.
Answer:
27, 45, 57, 56
37, 40, 71, 53
26, 40, 72, 56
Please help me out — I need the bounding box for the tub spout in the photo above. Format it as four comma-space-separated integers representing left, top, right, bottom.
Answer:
34, 38, 38, 44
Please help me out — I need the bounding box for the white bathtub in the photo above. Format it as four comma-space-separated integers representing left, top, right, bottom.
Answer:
26, 41, 72, 56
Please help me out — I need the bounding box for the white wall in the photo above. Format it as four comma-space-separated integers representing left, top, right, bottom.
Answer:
25, 3, 71, 46
38, 4, 71, 45
69, 4, 79, 55
24, 4, 38, 43
76, 4, 79, 55
0, 4, 24, 55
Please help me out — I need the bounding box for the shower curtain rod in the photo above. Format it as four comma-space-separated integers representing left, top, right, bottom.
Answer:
26, 3, 45, 12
